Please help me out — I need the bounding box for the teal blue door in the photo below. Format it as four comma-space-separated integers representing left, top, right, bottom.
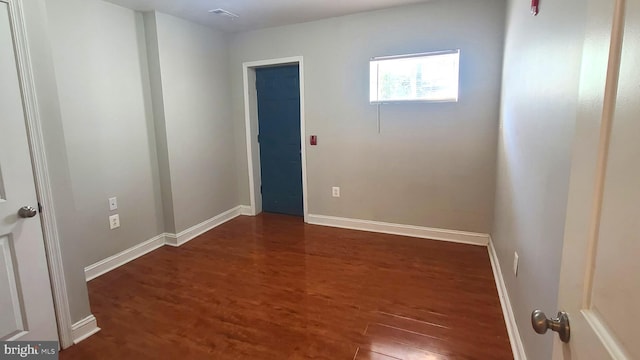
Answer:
256, 65, 303, 217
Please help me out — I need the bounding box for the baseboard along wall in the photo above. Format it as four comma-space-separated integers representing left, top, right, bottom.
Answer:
84, 234, 165, 282
307, 214, 489, 246
488, 238, 528, 360
71, 314, 100, 345
85, 205, 250, 281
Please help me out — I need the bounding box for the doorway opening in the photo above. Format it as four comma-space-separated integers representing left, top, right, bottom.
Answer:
243, 57, 308, 221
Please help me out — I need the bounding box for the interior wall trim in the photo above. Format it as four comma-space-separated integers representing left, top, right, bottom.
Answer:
242, 56, 309, 222
488, 237, 528, 360
71, 314, 100, 345
84, 234, 166, 282
85, 205, 252, 283
307, 214, 489, 246
6, 0, 74, 348
164, 205, 247, 247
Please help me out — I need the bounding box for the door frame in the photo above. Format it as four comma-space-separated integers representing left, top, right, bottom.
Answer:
242, 56, 308, 222
4, 0, 73, 348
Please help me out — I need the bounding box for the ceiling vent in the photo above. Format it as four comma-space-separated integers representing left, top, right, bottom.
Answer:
208, 8, 239, 18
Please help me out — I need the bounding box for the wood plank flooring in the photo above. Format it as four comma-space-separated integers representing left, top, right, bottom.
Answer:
59, 213, 512, 359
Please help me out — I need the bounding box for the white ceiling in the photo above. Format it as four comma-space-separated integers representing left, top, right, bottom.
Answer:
103, 0, 432, 33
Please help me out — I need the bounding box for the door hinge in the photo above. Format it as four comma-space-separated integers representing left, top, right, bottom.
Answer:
257, 134, 260, 143
38, 202, 43, 213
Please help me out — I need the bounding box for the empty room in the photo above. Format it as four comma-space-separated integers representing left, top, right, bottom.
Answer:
1, 0, 637, 359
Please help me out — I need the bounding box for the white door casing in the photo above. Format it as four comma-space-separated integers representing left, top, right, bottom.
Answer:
242, 56, 309, 222
0, 0, 58, 342
554, 0, 639, 358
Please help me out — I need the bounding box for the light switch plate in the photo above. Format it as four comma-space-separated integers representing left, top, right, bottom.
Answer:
109, 197, 118, 211
109, 214, 120, 230
513, 252, 519, 276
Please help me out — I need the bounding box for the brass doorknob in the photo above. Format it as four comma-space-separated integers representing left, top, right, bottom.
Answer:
531, 309, 570, 343
18, 206, 37, 218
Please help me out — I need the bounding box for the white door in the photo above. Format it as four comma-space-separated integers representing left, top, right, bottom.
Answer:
553, 0, 639, 358
0, 0, 58, 342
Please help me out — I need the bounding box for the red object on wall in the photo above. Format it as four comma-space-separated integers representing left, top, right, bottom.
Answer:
531, 0, 539, 15
310, 135, 317, 146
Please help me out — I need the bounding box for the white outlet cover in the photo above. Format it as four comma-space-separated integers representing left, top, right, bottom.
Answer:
109, 197, 118, 211
109, 214, 120, 230
513, 251, 519, 276
332, 187, 340, 198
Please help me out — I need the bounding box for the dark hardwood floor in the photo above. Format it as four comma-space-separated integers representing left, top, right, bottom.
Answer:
60, 213, 512, 359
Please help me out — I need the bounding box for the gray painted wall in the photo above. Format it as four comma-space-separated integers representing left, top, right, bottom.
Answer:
23, 0, 165, 322
143, 12, 176, 234
22, 1, 239, 323
230, 0, 506, 233
491, 0, 587, 359
149, 12, 238, 233
22, 0, 93, 324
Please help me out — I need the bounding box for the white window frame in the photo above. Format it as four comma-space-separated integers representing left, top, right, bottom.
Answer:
370, 49, 460, 104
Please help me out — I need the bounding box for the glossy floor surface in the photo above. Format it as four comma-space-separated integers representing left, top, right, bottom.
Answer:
60, 214, 512, 359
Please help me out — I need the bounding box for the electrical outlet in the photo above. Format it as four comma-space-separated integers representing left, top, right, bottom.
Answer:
109, 197, 118, 211
332, 187, 340, 198
513, 251, 519, 276
109, 214, 120, 230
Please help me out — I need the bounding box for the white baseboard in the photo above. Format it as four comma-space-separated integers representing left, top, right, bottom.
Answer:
488, 238, 527, 360
86, 206, 247, 281
71, 315, 100, 344
162, 232, 178, 247
306, 214, 489, 246
84, 234, 165, 282
239, 205, 253, 216
164, 206, 245, 247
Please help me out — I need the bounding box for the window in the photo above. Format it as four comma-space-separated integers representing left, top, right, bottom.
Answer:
369, 50, 460, 103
